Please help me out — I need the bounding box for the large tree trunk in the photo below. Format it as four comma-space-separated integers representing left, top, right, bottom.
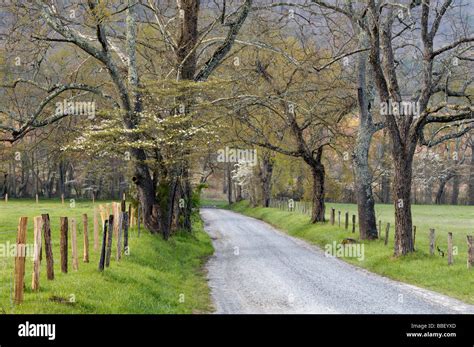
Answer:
309, 161, 325, 223
354, 134, 378, 239
260, 152, 273, 207
175, 0, 199, 232
353, 54, 379, 238
392, 155, 414, 256
132, 148, 160, 234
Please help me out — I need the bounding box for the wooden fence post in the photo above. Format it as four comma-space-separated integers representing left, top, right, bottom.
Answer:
121, 199, 126, 213
71, 218, 78, 271
105, 215, 114, 267
467, 235, 473, 269
137, 206, 141, 237
113, 202, 119, 238
447, 232, 453, 265
116, 206, 124, 261
83, 214, 89, 263
429, 229, 435, 256
134, 207, 138, 227
338, 211, 341, 227
413, 226, 416, 251
98, 220, 108, 271
384, 223, 390, 246
61, 194, 64, 205
35, 194, 39, 204
14, 217, 28, 304
31, 216, 42, 291
123, 212, 129, 256
116, 202, 121, 236
93, 207, 99, 252
42, 214, 54, 280
345, 212, 349, 230
99, 204, 106, 227
352, 215, 356, 233
5, 193, 8, 203
330, 208, 335, 225
60, 217, 68, 273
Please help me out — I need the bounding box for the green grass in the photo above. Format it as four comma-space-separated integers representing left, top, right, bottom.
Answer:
230, 200, 474, 305
0, 199, 214, 313
200, 198, 229, 208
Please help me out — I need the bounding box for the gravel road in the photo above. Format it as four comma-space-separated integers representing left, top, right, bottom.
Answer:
201, 208, 474, 314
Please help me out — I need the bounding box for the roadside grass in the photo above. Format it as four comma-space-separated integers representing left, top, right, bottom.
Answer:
0, 199, 214, 313
230, 200, 474, 305
200, 199, 229, 208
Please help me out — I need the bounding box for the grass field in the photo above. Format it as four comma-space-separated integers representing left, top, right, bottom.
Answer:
0, 199, 214, 314
201, 199, 230, 208
227, 200, 474, 305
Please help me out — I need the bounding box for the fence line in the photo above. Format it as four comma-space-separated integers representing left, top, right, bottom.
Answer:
3, 198, 138, 306
268, 198, 473, 268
